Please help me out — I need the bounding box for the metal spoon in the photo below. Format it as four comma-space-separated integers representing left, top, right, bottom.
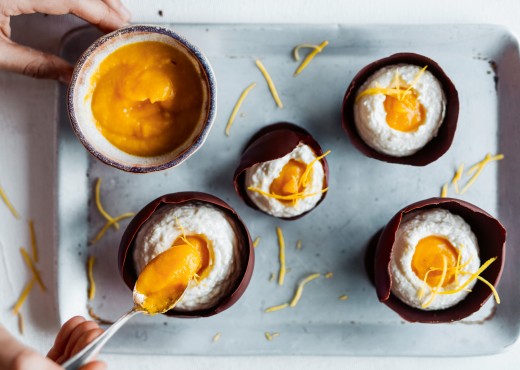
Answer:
62, 283, 187, 370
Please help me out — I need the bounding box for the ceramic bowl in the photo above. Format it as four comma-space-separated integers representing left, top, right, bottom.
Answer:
68, 24, 217, 173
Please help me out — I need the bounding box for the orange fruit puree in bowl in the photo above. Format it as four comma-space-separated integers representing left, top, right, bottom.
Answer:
90, 41, 207, 157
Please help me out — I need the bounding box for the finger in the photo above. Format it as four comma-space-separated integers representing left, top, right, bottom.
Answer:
47, 316, 86, 360
12, 349, 63, 370
15, 0, 128, 32
0, 40, 73, 83
80, 360, 107, 370
58, 321, 100, 364
102, 0, 131, 22
70, 328, 104, 357
69, 0, 130, 32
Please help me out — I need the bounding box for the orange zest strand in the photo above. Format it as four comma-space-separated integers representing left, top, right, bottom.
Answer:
421, 255, 448, 308
402, 65, 428, 99
20, 248, 46, 292
356, 65, 427, 102
475, 275, 501, 304
265, 332, 280, 341
298, 150, 331, 188
225, 82, 257, 136
87, 255, 96, 300
90, 212, 135, 244
94, 178, 119, 230
289, 273, 321, 307
87, 306, 114, 325
277, 227, 286, 286
265, 303, 289, 313
255, 59, 283, 108
292, 44, 321, 61
451, 163, 465, 194
17, 312, 24, 335
438, 257, 499, 298
0, 185, 20, 219
212, 332, 221, 342
294, 41, 329, 76
454, 246, 463, 285
418, 268, 436, 299
28, 220, 38, 263
12, 278, 36, 315
440, 183, 448, 198
253, 237, 260, 248
460, 153, 504, 194
247, 186, 328, 201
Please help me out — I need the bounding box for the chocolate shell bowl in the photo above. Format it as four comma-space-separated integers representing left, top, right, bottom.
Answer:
118, 192, 254, 318
366, 197, 506, 323
342, 53, 459, 166
233, 122, 330, 220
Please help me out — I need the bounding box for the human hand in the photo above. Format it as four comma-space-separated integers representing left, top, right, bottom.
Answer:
0, 0, 130, 83
1, 316, 105, 370
46, 316, 106, 369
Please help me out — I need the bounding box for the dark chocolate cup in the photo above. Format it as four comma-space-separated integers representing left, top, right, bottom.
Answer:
367, 197, 506, 323
233, 122, 329, 220
342, 53, 459, 166
118, 192, 254, 318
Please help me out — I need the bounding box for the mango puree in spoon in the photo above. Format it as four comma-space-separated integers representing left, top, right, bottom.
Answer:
133, 234, 213, 314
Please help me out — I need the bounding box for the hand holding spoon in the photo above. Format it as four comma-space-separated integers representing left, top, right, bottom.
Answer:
62, 244, 200, 370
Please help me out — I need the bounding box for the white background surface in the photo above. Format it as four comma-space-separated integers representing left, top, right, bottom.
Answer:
0, 0, 519, 369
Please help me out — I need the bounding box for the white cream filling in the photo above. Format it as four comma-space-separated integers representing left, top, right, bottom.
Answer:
244, 143, 325, 218
354, 64, 446, 157
390, 208, 480, 310
133, 203, 240, 311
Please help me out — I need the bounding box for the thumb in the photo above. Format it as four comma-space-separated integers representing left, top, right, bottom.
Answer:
0, 40, 73, 83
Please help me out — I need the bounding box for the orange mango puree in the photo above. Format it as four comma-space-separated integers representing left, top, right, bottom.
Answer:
90, 41, 206, 157
269, 159, 307, 203
411, 235, 458, 288
134, 235, 213, 314
384, 89, 425, 132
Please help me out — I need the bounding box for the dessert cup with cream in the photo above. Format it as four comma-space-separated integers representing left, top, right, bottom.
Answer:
366, 197, 506, 323
68, 25, 216, 172
119, 192, 254, 317
342, 53, 459, 166
233, 122, 330, 220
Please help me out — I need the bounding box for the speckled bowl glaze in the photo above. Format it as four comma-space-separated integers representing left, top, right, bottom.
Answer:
118, 192, 254, 318
68, 25, 217, 173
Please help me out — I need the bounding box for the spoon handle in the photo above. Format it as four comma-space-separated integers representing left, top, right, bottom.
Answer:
62, 308, 141, 370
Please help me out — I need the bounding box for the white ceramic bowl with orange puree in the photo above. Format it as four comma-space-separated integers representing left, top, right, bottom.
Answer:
68, 25, 217, 172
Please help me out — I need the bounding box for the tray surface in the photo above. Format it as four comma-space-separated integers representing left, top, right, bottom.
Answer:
57, 24, 520, 356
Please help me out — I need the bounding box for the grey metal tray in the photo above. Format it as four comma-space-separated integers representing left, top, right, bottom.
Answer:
57, 24, 520, 356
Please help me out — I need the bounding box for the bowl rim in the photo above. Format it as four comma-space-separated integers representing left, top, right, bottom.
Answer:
67, 24, 217, 173
341, 52, 459, 167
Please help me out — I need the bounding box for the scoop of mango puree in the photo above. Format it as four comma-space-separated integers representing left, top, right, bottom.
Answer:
91, 41, 206, 157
